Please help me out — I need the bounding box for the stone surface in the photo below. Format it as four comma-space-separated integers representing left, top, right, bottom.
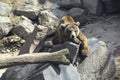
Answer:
0, 68, 7, 78
49, 0, 82, 9
10, 16, 35, 39
51, 42, 78, 62
0, 2, 11, 15
82, 17, 120, 54
78, 38, 115, 80
1, 64, 81, 80
102, 0, 120, 13
19, 25, 48, 54
0, 16, 12, 39
51, 38, 116, 80
25, 0, 39, 6
51, 9, 66, 18
67, 8, 86, 25
14, 5, 40, 19
83, 0, 103, 15
43, 64, 81, 80
41, 0, 59, 9
38, 9, 65, 29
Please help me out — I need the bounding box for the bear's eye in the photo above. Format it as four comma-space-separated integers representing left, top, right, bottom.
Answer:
67, 30, 71, 33
74, 30, 77, 32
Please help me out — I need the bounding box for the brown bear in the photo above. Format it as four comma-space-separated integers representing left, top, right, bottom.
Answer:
52, 16, 89, 55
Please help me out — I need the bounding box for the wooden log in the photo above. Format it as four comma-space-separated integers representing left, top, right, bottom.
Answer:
0, 49, 70, 69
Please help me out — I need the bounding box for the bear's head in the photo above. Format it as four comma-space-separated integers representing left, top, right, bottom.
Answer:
59, 16, 80, 40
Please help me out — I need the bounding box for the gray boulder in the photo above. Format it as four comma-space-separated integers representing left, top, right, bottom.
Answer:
51, 38, 116, 80
39, 9, 66, 29
25, 0, 58, 9
43, 64, 81, 80
19, 25, 48, 54
102, 0, 120, 13
49, 0, 82, 9
41, 0, 59, 9
2, 64, 81, 80
52, 9, 66, 18
11, 16, 35, 39
51, 42, 78, 62
0, 2, 11, 15
78, 38, 115, 80
67, 8, 86, 25
0, 16, 12, 39
14, 5, 40, 20
82, 0, 103, 15
25, 0, 39, 6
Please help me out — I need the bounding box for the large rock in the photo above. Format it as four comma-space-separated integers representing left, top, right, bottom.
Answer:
10, 16, 35, 39
38, 9, 66, 29
102, 0, 120, 13
19, 25, 48, 54
14, 5, 40, 20
0, 68, 7, 78
49, 0, 82, 9
0, 16, 12, 39
26, 0, 59, 9
50, 42, 78, 62
25, 0, 39, 6
41, 0, 59, 9
52, 9, 66, 18
82, 0, 103, 15
51, 38, 116, 80
1, 64, 81, 80
78, 38, 115, 80
0, 2, 11, 15
67, 8, 86, 25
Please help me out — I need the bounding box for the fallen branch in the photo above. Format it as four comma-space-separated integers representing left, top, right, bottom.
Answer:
0, 49, 70, 69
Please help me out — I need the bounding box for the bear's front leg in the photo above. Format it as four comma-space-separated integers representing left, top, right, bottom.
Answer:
78, 32, 89, 56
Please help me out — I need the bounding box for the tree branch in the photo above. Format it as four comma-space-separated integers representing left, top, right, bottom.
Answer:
0, 49, 70, 69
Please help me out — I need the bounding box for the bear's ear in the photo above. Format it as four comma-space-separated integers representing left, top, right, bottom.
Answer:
60, 23, 66, 28
75, 22, 80, 26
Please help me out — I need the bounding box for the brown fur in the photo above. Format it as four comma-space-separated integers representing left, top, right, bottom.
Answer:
53, 16, 89, 55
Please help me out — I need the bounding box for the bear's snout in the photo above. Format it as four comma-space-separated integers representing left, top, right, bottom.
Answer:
70, 31, 76, 39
